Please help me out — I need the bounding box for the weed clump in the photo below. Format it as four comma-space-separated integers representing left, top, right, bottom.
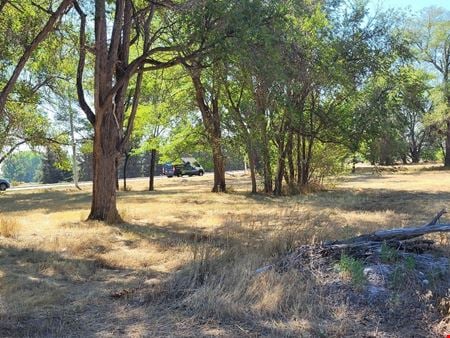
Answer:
380, 242, 399, 263
337, 254, 366, 288
0, 217, 20, 238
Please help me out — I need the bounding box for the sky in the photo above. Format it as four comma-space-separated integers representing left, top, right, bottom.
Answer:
368, 0, 450, 13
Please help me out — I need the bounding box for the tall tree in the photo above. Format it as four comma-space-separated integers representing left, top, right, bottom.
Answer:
73, 1, 202, 222
410, 7, 450, 165
2, 151, 42, 183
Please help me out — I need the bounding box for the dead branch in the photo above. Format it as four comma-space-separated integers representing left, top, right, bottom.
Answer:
257, 209, 450, 274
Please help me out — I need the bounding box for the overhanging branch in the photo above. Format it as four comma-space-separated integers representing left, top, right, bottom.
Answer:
74, 1, 95, 125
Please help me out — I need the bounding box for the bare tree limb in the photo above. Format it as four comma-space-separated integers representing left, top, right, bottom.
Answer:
73, 1, 95, 125
0, 140, 27, 164
427, 208, 447, 226
120, 68, 144, 152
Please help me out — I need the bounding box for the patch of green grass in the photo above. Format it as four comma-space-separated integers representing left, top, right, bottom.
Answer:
337, 254, 366, 288
389, 262, 418, 290
380, 242, 399, 263
389, 266, 405, 289
404, 255, 416, 271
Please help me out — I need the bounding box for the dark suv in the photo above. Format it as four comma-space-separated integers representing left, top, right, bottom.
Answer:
162, 158, 204, 178
0, 179, 10, 191
162, 163, 177, 177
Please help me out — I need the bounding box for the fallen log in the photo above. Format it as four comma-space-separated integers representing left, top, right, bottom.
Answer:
326, 223, 450, 246
256, 209, 450, 273
326, 208, 449, 247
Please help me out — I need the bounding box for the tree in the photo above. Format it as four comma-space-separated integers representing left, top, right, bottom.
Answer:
174, 0, 283, 193
393, 67, 434, 163
130, 67, 192, 191
0, 0, 74, 120
73, 1, 203, 222
410, 7, 450, 165
0, 1, 75, 165
2, 151, 42, 183
41, 145, 72, 184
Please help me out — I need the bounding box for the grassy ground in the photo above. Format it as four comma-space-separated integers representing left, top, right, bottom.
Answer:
0, 166, 449, 337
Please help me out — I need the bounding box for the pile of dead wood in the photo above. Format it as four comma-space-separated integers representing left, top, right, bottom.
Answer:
257, 209, 450, 273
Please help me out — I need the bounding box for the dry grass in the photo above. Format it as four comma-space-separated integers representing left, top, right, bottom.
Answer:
0, 166, 449, 337
0, 217, 21, 238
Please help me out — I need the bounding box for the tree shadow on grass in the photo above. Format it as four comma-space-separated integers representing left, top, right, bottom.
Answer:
0, 244, 170, 337
306, 188, 450, 222
0, 186, 219, 215
0, 190, 92, 214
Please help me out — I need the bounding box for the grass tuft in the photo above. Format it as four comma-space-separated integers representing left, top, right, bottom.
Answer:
0, 217, 21, 238
337, 254, 366, 288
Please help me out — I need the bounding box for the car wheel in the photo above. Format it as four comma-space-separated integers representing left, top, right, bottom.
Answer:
0, 183, 7, 191
198, 171, 204, 176
167, 176, 173, 178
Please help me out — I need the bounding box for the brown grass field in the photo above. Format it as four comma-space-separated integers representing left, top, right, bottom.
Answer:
1, 165, 450, 337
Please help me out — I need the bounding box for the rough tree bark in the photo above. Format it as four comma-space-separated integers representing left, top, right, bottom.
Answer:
123, 153, 130, 191
74, 1, 187, 222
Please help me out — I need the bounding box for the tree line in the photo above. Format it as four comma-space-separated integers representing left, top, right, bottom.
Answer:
0, 0, 449, 222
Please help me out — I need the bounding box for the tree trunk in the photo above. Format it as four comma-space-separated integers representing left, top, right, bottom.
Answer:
297, 132, 302, 186
188, 65, 226, 193
149, 149, 156, 191
301, 135, 308, 186
445, 119, 450, 167
69, 101, 81, 190
248, 143, 257, 194
286, 131, 295, 186
253, 78, 272, 193
74, 0, 183, 223
273, 124, 287, 196
211, 137, 226, 192
86, 0, 124, 224
261, 126, 272, 193
115, 157, 119, 191
411, 149, 420, 164
273, 156, 286, 196
123, 153, 130, 191
88, 118, 121, 223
